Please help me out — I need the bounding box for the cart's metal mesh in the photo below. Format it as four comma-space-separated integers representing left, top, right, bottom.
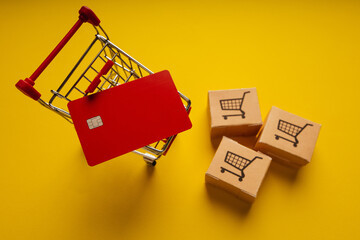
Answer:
45, 34, 154, 121
36, 29, 190, 163
18, 7, 191, 165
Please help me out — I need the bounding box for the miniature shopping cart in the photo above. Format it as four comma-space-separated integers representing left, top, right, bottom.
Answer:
15, 6, 191, 166
220, 151, 262, 181
219, 91, 250, 120
275, 120, 312, 147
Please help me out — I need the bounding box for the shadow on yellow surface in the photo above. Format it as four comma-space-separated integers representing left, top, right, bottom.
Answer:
205, 183, 252, 216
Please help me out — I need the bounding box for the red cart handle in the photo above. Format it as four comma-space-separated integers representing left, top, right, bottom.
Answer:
16, 6, 100, 101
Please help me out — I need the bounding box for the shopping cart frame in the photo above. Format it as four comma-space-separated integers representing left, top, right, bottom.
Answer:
275, 120, 313, 147
15, 6, 191, 166
219, 91, 250, 120
220, 151, 262, 181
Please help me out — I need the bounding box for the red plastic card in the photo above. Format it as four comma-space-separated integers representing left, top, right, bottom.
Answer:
68, 70, 192, 166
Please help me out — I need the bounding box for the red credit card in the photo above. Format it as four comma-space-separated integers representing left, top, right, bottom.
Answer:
68, 70, 192, 166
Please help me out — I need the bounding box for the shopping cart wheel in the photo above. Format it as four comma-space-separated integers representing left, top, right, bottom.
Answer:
275, 135, 279, 140
223, 116, 228, 120
146, 160, 157, 167
293, 143, 297, 147
241, 115, 245, 119
221, 168, 225, 173
238, 177, 243, 182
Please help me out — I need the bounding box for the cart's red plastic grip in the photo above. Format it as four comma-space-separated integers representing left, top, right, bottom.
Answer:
78, 6, 100, 26
16, 6, 100, 100
15, 78, 41, 101
85, 60, 114, 94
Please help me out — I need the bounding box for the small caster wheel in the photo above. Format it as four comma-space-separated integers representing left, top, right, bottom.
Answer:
223, 116, 227, 120
293, 144, 297, 147
242, 115, 245, 119
275, 136, 279, 140
146, 160, 157, 166
238, 178, 243, 182
221, 168, 225, 173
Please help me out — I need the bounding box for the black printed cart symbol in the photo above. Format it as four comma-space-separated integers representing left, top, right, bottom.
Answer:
274, 119, 313, 147
219, 91, 250, 120
220, 151, 262, 181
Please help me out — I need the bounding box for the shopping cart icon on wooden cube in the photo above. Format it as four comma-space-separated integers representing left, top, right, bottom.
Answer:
275, 120, 313, 147
219, 91, 250, 120
220, 151, 262, 181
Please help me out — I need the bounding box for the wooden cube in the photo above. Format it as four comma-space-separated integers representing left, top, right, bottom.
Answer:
206, 137, 271, 203
208, 88, 262, 145
254, 106, 321, 168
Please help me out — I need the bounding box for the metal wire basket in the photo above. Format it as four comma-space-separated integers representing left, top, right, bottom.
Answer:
15, 6, 191, 166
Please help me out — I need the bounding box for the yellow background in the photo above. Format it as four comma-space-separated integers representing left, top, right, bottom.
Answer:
1, 0, 359, 239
